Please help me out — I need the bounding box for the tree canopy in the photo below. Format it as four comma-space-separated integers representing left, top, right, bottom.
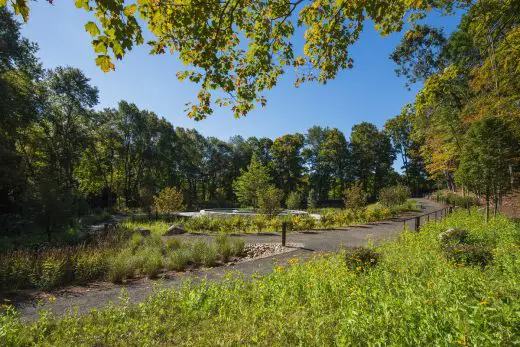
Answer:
2, 0, 471, 119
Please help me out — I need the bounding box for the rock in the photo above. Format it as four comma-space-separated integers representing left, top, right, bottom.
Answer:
136, 228, 151, 237
164, 224, 187, 236
439, 228, 469, 245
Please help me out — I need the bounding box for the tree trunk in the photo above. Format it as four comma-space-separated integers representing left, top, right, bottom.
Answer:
47, 214, 51, 243
485, 196, 490, 223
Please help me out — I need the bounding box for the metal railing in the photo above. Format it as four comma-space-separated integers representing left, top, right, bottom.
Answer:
402, 205, 454, 231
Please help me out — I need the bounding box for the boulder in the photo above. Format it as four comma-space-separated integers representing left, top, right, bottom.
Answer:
164, 224, 187, 236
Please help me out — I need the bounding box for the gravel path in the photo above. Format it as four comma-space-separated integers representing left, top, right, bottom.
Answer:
12, 198, 444, 321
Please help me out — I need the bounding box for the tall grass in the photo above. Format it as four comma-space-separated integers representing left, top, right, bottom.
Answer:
1, 209, 518, 345
0, 230, 245, 291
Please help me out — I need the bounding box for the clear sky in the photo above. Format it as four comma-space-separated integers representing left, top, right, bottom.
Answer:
20, 2, 463, 144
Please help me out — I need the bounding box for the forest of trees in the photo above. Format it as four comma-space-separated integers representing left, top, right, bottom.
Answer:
0, 8, 431, 235
2, 0, 520, 233
390, 0, 520, 218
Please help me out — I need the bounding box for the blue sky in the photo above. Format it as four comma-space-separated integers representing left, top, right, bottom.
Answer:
20, 2, 463, 144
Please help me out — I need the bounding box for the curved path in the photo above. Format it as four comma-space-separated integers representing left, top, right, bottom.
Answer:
12, 199, 443, 321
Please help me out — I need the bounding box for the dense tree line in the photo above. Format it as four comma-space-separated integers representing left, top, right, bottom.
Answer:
1, 9, 430, 236
388, 0, 520, 219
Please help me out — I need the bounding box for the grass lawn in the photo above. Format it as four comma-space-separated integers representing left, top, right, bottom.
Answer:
2, 209, 519, 346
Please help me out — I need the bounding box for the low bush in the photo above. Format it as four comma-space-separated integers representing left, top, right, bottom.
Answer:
344, 247, 380, 272
165, 249, 190, 272
138, 248, 163, 278
286, 191, 302, 210
444, 244, 493, 268
343, 182, 367, 211
73, 249, 109, 284
439, 228, 470, 245
216, 235, 233, 262
107, 249, 136, 283
432, 190, 479, 208
378, 185, 411, 207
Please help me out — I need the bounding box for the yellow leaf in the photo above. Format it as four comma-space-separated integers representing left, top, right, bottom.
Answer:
124, 4, 138, 16
85, 21, 100, 36
95, 55, 115, 72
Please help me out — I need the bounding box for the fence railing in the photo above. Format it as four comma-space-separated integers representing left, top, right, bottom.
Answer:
402, 205, 454, 231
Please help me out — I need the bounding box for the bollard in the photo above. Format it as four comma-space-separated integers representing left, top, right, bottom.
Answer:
415, 216, 420, 231
403, 220, 406, 230
282, 222, 287, 246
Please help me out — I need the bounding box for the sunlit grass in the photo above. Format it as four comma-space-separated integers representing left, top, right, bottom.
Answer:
2, 209, 518, 345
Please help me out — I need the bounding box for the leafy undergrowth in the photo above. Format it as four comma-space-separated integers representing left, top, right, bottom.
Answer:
123, 200, 421, 235
2, 209, 519, 346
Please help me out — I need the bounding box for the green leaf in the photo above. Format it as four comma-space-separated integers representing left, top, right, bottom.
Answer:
85, 22, 100, 36
74, 0, 89, 10
95, 55, 115, 72
93, 40, 107, 54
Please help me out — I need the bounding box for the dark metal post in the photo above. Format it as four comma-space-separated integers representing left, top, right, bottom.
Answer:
403, 220, 406, 230
415, 216, 420, 231
282, 222, 287, 246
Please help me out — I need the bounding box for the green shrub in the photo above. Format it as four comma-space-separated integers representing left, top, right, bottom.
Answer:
190, 241, 218, 267
165, 238, 182, 252
74, 249, 109, 284
344, 182, 368, 211
286, 191, 302, 210
0, 251, 34, 291
165, 249, 190, 271
291, 215, 316, 230
251, 215, 268, 232
307, 189, 318, 210
319, 214, 334, 228
378, 185, 411, 207
344, 247, 380, 273
257, 185, 283, 217
231, 238, 245, 257
439, 228, 470, 246
140, 249, 163, 278
444, 244, 493, 268
107, 249, 136, 283
32, 255, 71, 290
129, 232, 144, 251
215, 235, 232, 262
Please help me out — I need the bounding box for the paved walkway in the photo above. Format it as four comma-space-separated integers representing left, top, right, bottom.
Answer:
12, 199, 443, 321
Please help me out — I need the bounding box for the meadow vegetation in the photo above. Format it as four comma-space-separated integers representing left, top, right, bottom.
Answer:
2, 209, 518, 345
0, 232, 244, 292
123, 199, 420, 235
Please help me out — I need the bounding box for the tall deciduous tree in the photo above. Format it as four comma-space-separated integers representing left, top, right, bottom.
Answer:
270, 133, 305, 197
456, 117, 519, 221
384, 105, 430, 195
349, 122, 396, 200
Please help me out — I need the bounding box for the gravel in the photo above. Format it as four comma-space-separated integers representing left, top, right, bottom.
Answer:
240, 242, 303, 262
